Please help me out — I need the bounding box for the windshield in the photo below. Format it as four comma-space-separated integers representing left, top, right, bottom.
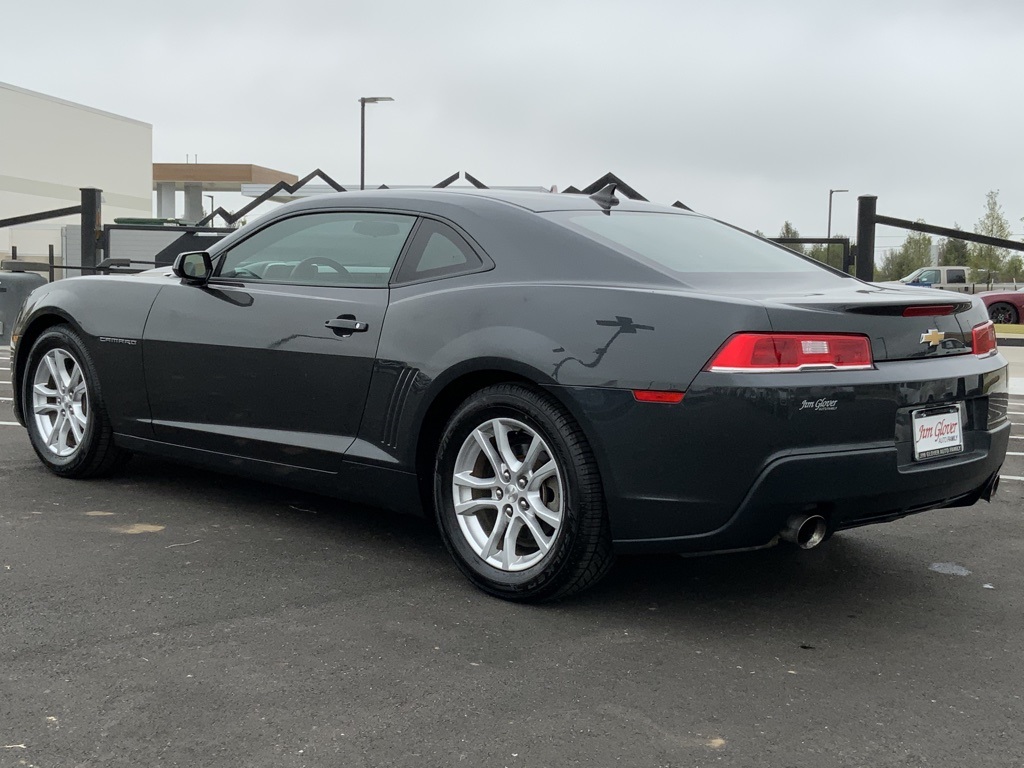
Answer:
549, 211, 825, 275
899, 268, 925, 282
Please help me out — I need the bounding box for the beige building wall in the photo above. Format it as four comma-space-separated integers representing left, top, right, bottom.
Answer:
0, 81, 152, 260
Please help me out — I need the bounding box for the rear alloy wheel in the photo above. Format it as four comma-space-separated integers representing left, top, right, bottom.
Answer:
988, 302, 1019, 325
434, 383, 613, 601
22, 325, 130, 478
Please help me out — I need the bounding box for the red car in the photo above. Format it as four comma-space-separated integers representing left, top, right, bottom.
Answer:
979, 287, 1024, 324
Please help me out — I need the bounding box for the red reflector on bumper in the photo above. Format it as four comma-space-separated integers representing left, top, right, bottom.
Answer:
632, 390, 685, 403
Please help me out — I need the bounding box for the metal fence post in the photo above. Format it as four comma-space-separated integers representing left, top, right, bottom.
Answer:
48, 244, 55, 282
80, 187, 102, 271
855, 195, 877, 282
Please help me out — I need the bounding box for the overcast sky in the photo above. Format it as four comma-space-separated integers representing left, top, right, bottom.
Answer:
4, 0, 1023, 256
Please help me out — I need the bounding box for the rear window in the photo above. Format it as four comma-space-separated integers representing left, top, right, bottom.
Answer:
550, 211, 821, 275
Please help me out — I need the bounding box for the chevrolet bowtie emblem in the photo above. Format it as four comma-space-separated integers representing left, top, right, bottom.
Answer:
920, 329, 945, 347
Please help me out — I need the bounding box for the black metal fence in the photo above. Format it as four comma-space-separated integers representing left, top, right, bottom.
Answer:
1, 247, 160, 281
27, 178, 1024, 286
103, 224, 233, 268
1, 187, 233, 280
856, 195, 1024, 282
0, 187, 103, 269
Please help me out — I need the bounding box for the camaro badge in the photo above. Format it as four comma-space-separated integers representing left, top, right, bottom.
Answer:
920, 329, 945, 347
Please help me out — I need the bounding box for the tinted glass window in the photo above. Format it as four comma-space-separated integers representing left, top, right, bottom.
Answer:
550, 211, 821, 274
395, 219, 482, 282
217, 212, 415, 287
947, 269, 966, 284
419, 232, 468, 272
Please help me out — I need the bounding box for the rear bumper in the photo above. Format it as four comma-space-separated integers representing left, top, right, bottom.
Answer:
613, 422, 1009, 554
548, 354, 1011, 554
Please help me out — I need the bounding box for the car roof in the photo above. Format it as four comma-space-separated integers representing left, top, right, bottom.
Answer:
279, 187, 689, 216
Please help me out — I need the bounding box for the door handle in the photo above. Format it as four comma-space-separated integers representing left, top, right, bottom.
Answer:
325, 316, 369, 333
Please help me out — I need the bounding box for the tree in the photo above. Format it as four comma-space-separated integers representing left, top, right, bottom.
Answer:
805, 235, 848, 271
875, 227, 932, 281
938, 223, 970, 266
1006, 254, 1024, 283
968, 190, 1012, 281
1017, 211, 1024, 281
778, 221, 804, 255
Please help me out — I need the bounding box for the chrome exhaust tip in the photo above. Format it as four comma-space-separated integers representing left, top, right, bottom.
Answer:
780, 513, 828, 550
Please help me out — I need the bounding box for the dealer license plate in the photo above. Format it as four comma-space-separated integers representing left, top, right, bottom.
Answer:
912, 404, 965, 461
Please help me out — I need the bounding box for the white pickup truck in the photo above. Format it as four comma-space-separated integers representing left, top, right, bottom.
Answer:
891, 266, 1018, 294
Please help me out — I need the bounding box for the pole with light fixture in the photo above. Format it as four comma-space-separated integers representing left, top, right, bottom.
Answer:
359, 96, 394, 190
827, 188, 848, 239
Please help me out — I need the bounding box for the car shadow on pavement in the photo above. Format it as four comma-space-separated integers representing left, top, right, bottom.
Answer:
115, 456, 947, 637
118, 454, 443, 548
566, 536, 951, 638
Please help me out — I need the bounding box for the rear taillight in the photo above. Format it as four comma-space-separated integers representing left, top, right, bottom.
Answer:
706, 333, 873, 373
971, 321, 997, 357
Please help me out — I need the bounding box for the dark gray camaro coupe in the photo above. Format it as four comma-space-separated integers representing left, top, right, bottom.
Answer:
9, 188, 1011, 600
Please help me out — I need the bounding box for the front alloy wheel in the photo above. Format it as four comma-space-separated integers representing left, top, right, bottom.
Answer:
32, 348, 90, 457
22, 325, 130, 478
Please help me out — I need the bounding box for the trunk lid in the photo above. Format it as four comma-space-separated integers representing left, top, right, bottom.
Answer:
731, 281, 977, 362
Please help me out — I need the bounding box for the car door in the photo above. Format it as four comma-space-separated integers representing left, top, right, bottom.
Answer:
142, 210, 416, 472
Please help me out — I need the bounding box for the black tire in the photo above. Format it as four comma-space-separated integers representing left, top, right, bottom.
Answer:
21, 325, 131, 478
988, 302, 1019, 325
433, 383, 613, 602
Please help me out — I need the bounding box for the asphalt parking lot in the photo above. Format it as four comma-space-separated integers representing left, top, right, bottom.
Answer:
2, 347, 1023, 767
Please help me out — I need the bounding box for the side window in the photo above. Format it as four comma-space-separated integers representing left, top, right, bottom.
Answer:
918, 269, 940, 284
947, 269, 966, 284
216, 212, 415, 287
395, 219, 483, 283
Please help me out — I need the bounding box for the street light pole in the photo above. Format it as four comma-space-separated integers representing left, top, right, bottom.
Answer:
359, 96, 394, 190
827, 188, 849, 239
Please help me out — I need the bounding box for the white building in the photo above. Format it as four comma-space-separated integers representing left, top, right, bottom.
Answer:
0, 81, 152, 260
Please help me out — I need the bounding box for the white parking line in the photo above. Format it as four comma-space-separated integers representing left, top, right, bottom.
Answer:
1000, 475, 1024, 482
0, 421, 20, 426
1007, 452, 1024, 457
0, 397, 11, 402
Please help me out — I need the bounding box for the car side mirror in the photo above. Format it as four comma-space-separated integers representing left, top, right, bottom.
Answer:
172, 251, 213, 285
